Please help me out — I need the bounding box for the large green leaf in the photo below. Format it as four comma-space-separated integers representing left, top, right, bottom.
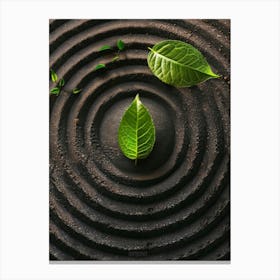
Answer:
147, 40, 219, 87
118, 94, 155, 164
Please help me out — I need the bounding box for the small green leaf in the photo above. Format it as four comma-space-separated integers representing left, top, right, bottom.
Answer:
112, 55, 119, 62
50, 87, 60, 95
118, 94, 155, 164
94, 63, 106, 70
50, 69, 58, 83
147, 40, 220, 87
72, 88, 82, 94
58, 78, 65, 87
117, 39, 125, 51
99, 45, 111, 51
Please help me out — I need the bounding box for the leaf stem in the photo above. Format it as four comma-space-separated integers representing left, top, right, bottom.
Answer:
135, 158, 138, 166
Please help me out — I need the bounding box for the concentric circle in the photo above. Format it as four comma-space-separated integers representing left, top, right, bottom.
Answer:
49, 19, 230, 260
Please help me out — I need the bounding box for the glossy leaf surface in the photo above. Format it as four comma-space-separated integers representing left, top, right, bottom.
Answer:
147, 40, 219, 87
118, 94, 155, 163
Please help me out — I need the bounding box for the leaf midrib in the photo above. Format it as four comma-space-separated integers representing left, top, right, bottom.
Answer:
149, 47, 215, 77
135, 96, 141, 160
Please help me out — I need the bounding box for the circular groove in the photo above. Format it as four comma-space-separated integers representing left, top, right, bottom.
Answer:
50, 19, 230, 260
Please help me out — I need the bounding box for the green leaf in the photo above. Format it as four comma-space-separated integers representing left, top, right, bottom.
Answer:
112, 55, 119, 62
58, 78, 65, 87
147, 40, 220, 87
50, 69, 58, 83
94, 63, 106, 70
50, 87, 60, 95
99, 45, 111, 51
72, 88, 82, 94
117, 39, 125, 51
118, 94, 155, 164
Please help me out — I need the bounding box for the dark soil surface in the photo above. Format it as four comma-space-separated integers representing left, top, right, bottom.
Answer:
49, 19, 230, 261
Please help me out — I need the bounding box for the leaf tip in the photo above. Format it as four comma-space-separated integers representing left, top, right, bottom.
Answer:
211, 72, 220, 78
134, 93, 141, 104
207, 68, 220, 79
